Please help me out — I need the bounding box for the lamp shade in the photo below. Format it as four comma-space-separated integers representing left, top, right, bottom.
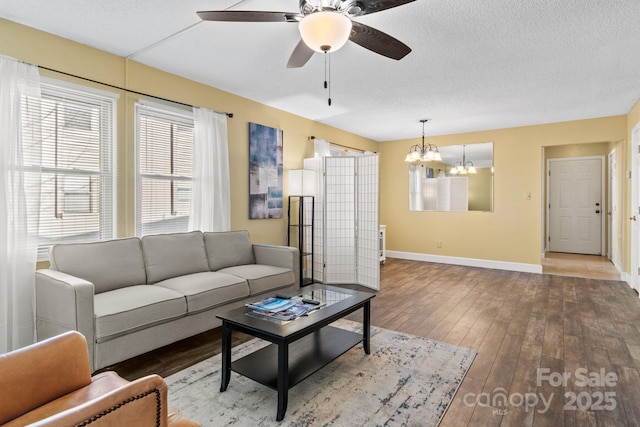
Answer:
289, 169, 316, 196
299, 11, 352, 52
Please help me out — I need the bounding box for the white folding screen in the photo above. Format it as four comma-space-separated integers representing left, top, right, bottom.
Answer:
304, 154, 379, 289
355, 155, 380, 289
304, 156, 325, 283
420, 176, 469, 211
324, 157, 357, 283
436, 176, 468, 211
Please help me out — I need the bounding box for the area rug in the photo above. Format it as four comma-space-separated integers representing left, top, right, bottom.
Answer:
166, 320, 476, 426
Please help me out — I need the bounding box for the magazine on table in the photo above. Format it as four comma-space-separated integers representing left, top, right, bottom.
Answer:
246, 297, 296, 313
245, 296, 325, 321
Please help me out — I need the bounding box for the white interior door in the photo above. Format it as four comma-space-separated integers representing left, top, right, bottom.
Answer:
631, 124, 640, 292
548, 157, 604, 255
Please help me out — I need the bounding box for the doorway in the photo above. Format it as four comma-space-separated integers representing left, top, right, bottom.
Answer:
547, 156, 605, 255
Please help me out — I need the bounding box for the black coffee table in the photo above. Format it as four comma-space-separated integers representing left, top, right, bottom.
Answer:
217, 284, 375, 421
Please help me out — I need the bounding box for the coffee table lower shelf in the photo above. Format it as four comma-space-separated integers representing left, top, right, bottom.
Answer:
231, 325, 362, 390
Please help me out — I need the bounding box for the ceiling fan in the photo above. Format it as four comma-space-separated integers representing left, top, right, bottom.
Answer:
197, 0, 415, 68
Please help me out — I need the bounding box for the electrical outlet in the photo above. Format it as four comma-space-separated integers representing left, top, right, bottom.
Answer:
524, 192, 531, 200
436, 240, 442, 248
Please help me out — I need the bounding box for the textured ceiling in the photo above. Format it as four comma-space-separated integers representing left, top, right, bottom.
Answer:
2, 0, 640, 141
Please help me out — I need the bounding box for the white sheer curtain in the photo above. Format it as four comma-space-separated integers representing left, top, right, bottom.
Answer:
314, 138, 331, 158
188, 107, 230, 232
0, 55, 41, 352
312, 137, 330, 198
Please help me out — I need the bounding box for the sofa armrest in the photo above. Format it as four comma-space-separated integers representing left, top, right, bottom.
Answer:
253, 244, 300, 289
29, 375, 199, 427
35, 269, 96, 369
0, 331, 92, 425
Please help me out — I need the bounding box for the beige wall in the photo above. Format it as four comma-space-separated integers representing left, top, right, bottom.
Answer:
467, 168, 493, 212
3, 17, 640, 276
118, 61, 377, 244
0, 18, 376, 251
378, 117, 627, 267
544, 142, 611, 159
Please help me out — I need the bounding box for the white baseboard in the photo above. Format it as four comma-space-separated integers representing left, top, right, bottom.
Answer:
612, 262, 637, 293
386, 251, 543, 274
621, 271, 634, 291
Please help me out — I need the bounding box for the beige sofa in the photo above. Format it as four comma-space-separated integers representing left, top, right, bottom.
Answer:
35, 230, 299, 372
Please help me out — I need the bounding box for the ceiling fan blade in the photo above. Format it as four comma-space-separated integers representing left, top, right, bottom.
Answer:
349, 21, 411, 60
197, 11, 302, 23
347, 0, 416, 16
287, 40, 315, 68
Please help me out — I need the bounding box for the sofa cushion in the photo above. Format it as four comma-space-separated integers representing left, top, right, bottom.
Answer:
94, 286, 186, 342
218, 264, 294, 295
141, 231, 210, 284
155, 271, 250, 314
204, 230, 255, 271
49, 238, 146, 294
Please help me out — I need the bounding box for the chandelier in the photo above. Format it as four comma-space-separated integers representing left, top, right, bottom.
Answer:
404, 119, 442, 162
449, 145, 477, 175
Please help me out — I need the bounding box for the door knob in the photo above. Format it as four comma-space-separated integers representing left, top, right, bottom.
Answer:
596, 210, 600, 214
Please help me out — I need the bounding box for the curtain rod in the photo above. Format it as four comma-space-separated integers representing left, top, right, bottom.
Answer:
37, 65, 233, 118
308, 136, 365, 153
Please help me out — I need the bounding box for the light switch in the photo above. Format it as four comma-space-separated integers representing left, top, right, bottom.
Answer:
524, 192, 531, 200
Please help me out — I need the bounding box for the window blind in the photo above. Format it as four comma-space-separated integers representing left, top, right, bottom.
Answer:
29, 81, 117, 260
135, 102, 194, 236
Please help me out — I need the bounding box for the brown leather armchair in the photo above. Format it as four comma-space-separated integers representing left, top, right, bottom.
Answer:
0, 331, 198, 426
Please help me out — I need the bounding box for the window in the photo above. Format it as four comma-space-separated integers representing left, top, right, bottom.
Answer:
135, 102, 194, 236
31, 80, 117, 260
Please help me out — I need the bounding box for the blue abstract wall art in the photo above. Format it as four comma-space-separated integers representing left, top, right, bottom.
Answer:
249, 122, 283, 219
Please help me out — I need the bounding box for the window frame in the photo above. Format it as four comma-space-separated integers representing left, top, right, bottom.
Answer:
134, 100, 195, 237
36, 78, 118, 260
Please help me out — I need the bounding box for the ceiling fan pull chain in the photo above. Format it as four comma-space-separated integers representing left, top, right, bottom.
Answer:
324, 51, 328, 90
328, 52, 332, 106
323, 51, 332, 106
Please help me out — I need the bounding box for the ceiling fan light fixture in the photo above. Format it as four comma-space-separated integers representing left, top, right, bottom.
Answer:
299, 11, 352, 53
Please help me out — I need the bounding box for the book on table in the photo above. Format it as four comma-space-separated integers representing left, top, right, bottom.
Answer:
245, 296, 324, 321
246, 297, 296, 313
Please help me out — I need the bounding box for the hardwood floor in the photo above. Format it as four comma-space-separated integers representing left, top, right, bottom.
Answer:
543, 252, 621, 281
107, 258, 640, 426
